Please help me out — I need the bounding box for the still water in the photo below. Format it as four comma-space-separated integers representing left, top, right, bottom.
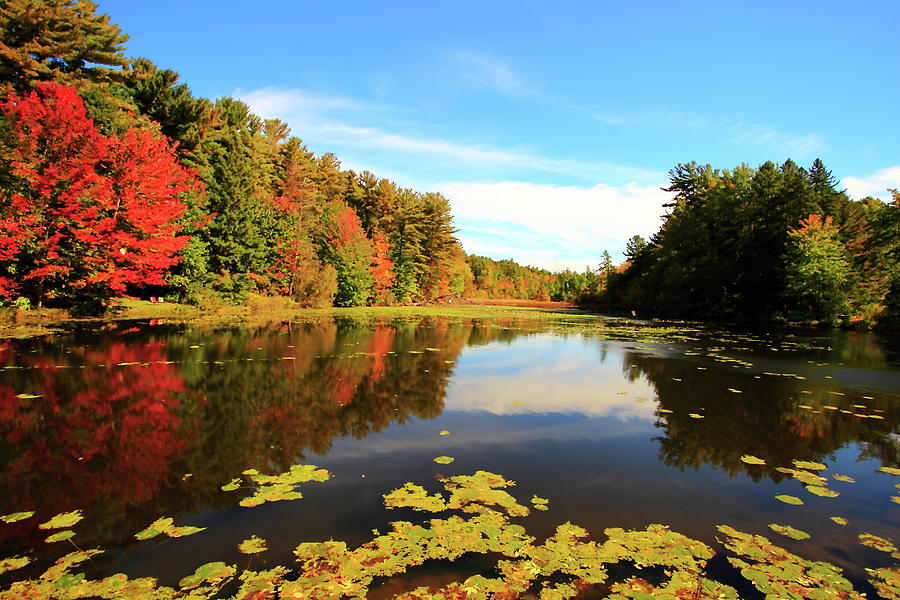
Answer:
1, 314, 898, 594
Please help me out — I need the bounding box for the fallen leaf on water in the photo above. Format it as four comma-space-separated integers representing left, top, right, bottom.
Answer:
0, 555, 30, 575
830, 516, 848, 526
879, 466, 900, 476
775, 495, 804, 505
434, 456, 455, 465
740, 455, 766, 465
832, 474, 855, 483
439, 430, 450, 436
688, 413, 704, 419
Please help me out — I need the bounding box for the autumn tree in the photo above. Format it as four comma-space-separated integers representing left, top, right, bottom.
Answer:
783, 214, 852, 323
0, 82, 197, 313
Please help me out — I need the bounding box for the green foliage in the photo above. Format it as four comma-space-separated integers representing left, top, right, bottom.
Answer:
784, 214, 852, 323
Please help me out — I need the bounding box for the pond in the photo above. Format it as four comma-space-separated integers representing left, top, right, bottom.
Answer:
1, 313, 899, 598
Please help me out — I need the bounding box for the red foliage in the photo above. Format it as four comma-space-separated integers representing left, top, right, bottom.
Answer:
0, 82, 199, 301
331, 205, 365, 247
369, 231, 395, 302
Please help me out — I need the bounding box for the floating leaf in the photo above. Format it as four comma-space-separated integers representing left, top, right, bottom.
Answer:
238, 536, 268, 554
45, 530, 76, 543
0, 555, 30, 575
170, 526, 205, 538
892, 496, 900, 505
805, 485, 839, 498
179, 561, 236, 589
0, 511, 34, 523
134, 517, 173, 540
221, 478, 241, 492
775, 495, 804, 505
512, 401, 524, 406
38, 510, 83, 530
860, 533, 897, 553
768, 524, 810, 540
439, 430, 450, 436
688, 413, 704, 419
879, 466, 900, 476
775, 467, 827, 486
727, 388, 742, 393
792, 460, 827, 471
830, 516, 848, 526
15, 393, 41, 399
434, 456, 455, 464
530, 495, 549, 510
832, 474, 855, 483
740, 455, 766, 465
867, 567, 900, 600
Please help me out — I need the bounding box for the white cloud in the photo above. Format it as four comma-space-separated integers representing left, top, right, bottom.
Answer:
447, 52, 529, 96
843, 166, 900, 201
727, 122, 825, 157
237, 87, 661, 184
439, 180, 671, 268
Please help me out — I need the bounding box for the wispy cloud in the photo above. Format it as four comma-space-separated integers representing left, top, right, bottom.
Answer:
588, 105, 825, 158
237, 87, 662, 185
439, 180, 672, 268
843, 166, 900, 201
446, 51, 530, 96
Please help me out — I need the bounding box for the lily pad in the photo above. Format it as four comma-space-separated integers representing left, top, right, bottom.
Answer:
221, 478, 241, 492
792, 460, 827, 471
0, 555, 30, 575
879, 466, 900, 476
179, 561, 236, 589
832, 474, 855, 483
830, 516, 848, 526
38, 510, 83, 530
859, 533, 897, 553
434, 456, 455, 464
768, 524, 810, 540
45, 530, 76, 543
0, 511, 35, 523
740, 455, 766, 465
775, 495, 804, 505
238, 536, 268, 554
805, 485, 839, 498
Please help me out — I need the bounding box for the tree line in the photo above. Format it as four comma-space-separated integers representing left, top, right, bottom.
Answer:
0, 0, 474, 314
599, 160, 900, 329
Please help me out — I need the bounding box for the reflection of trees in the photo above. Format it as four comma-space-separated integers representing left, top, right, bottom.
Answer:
0, 316, 541, 566
625, 346, 900, 481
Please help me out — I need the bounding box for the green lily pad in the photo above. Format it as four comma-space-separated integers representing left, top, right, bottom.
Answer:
775, 495, 804, 505
768, 524, 810, 540
740, 455, 766, 465
45, 530, 76, 543
38, 510, 83, 530
135, 517, 204, 540
434, 456, 455, 464
0, 511, 35, 523
238, 536, 268, 554
221, 478, 241, 492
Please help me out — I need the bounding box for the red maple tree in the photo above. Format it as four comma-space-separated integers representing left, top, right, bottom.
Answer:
0, 82, 200, 310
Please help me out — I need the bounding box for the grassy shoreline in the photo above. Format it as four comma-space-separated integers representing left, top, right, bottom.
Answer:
0, 296, 593, 339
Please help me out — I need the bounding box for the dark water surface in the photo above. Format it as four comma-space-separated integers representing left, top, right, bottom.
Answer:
1, 314, 899, 593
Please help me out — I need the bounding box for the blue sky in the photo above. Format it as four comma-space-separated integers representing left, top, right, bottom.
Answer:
104, 0, 900, 270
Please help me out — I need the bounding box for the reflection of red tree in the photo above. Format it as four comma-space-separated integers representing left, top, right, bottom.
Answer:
367, 321, 395, 383
0, 341, 189, 533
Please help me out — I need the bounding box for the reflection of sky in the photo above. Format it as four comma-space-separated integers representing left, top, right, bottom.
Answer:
446, 334, 658, 419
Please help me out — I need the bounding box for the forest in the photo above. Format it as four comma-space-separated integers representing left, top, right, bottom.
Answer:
0, 0, 897, 329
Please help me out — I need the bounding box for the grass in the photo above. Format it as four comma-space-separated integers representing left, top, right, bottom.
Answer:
0, 295, 596, 339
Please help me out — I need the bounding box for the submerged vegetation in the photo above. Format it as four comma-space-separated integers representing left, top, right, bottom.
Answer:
1, 463, 898, 599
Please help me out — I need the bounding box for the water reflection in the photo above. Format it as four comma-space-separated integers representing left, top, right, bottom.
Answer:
0, 317, 898, 587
